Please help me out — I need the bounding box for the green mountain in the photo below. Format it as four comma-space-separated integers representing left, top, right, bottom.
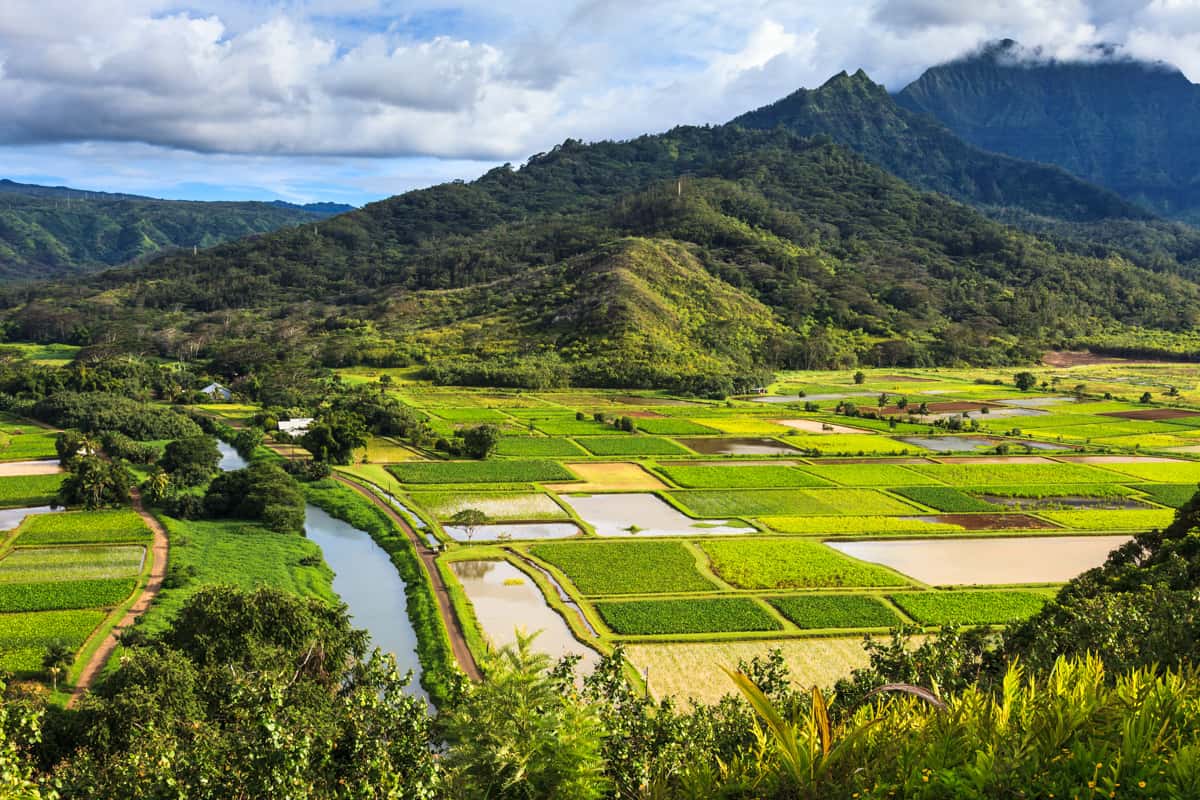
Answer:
729, 69, 1144, 223
896, 40, 1200, 223
8, 122, 1199, 388
0, 181, 354, 280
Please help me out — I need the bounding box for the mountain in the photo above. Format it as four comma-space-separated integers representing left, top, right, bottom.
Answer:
0, 181, 354, 280
897, 40, 1200, 223
7, 122, 1199, 388
730, 69, 1145, 223
269, 200, 356, 215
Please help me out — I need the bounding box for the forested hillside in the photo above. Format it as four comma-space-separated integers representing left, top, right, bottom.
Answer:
897, 40, 1200, 223
0, 181, 353, 279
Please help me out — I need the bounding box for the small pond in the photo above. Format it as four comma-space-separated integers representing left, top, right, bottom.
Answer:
677, 437, 802, 456
451, 560, 600, 672
560, 493, 753, 537
828, 535, 1130, 585
443, 522, 582, 542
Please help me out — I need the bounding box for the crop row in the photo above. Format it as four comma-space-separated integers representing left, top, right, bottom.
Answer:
578, 437, 691, 456
657, 465, 830, 489
0, 577, 136, 612
494, 437, 586, 457
701, 540, 907, 590
0, 545, 145, 583
596, 597, 781, 635
0, 474, 64, 507
758, 515, 964, 534
672, 489, 917, 517
890, 590, 1052, 626
890, 486, 999, 512
769, 594, 900, 629
388, 460, 576, 484
16, 509, 151, 545
408, 491, 567, 522
529, 541, 717, 595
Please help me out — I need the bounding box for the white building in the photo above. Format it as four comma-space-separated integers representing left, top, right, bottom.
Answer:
200, 382, 233, 401
278, 418, 314, 437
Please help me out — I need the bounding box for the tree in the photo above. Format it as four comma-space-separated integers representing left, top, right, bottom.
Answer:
42, 639, 75, 691
300, 411, 368, 465
203, 462, 306, 533
57, 456, 132, 509
853, 371, 866, 384
617, 416, 636, 432
1140, 391, 1153, 404
140, 467, 172, 505
461, 424, 501, 459
159, 435, 221, 486
449, 508, 488, 542
1013, 371, 1037, 392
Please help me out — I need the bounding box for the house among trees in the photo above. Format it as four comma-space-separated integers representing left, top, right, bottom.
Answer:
200, 382, 232, 401
278, 418, 314, 437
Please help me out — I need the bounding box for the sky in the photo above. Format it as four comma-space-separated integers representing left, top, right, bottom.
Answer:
1, 0, 1197, 206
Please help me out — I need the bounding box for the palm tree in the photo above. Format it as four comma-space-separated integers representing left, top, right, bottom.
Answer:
42, 640, 75, 692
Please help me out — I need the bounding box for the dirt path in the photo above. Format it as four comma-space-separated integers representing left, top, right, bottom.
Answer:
68, 488, 168, 707
334, 475, 482, 681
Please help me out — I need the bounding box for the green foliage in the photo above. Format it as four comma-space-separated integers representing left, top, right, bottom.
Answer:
33, 392, 202, 439
529, 541, 717, 595
203, 461, 306, 533
577, 436, 690, 456
15, 509, 150, 545
760, 515, 964, 534
0, 577, 136, 612
493, 437, 586, 457
674, 488, 916, 516
0, 473, 65, 508
596, 597, 782, 635
1138, 483, 1199, 508
389, 460, 575, 484
56, 455, 132, 509
461, 424, 502, 459
1039, 508, 1174, 530
159, 435, 221, 486
0, 545, 145, 583
1013, 371, 1037, 391
891, 590, 1052, 626
658, 465, 830, 488
796, 464, 941, 486
627, 418, 718, 435
300, 411, 368, 465
905, 461, 1119, 485
701, 540, 908, 589
0, 609, 106, 672
770, 594, 902, 629
891, 486, 1001, 512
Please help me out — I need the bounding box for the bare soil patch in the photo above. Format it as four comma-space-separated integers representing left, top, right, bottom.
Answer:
0, 460, 61, 476
545, 462, 667, 493
1102, 408, 1200, 421
774, 419, 872, 434
1042, 351, 1133, 367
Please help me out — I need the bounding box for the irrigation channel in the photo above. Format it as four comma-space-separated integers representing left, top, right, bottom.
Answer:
216, 441, 426, 701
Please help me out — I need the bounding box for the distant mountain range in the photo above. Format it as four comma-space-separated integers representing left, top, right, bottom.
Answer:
897, 39, 1200, 223
0, 180, 354, 279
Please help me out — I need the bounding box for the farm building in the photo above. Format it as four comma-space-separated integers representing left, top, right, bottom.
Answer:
200, 382, 233, 401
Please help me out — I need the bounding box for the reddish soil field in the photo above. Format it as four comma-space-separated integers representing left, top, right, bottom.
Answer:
926, 513, 1061, 531
1041, 350, 1189, 367
622, 410, 666, 418
1101, 408, 1200, 421
825, 457, 933, 464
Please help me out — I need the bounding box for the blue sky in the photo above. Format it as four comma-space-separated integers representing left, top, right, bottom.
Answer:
0, 0, 1195, 207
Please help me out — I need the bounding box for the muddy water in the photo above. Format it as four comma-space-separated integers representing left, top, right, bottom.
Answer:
980, 495, 1151, 510
451, 560, 600, 671
828, 535, 1130, 585
304, 504, 426, 701
443, 522, 582, 542
678, 437, 801, 456
560, 493, 753, 537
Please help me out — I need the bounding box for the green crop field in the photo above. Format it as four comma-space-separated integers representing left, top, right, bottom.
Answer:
1090, 461, 1200, 483
1038, 509, 1175, 530
672, 488, 916, 517
759, 515, 964, 534
0, 433, 59, 461
657, 465, 831, 489
966, 484, 1138, 499
577, 436, 691, 456
1137, 484, 1198, 508
701, 540, 908, 589
905, 462, 1120, 485
632, 418, 720, 435
778, 434, 926, 455
698, 417, 795, 435
388, 460, 576, 484
769, 594, 902, 629
795, 464, 942, 487
409, 491, 567, 521
890, 486, 999, 512
0, 609, 107, 673
494, 437, 587, 457
15, 509, 151, 545
529, 541, 717, 595
596, 597, 782, 635
532, 419, 620, 436
0, 474, 64, 507
0, 546, 145, 583
429, 408, 512, 422
890, 590, 1052, 626
0, 577, 136, 612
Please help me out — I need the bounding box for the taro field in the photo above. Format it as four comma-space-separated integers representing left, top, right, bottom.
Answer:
328, 362, 1200, 700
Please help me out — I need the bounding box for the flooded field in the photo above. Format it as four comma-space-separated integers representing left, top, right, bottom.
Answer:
443, 522, 581, 542
908, 513, 1061, 530
775, 419, 872, 434
829, 535, 1130, 585
676, 437, 801, 456
560, 493, 754, 537
0, 506, 57, 530
898, 436, 996, 452
451, 560, 600, 671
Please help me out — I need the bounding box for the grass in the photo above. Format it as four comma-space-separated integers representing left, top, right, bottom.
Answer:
15, 509, 151, 545
891, 486, 1001, 512
673, 489, 916, 517
0, 474, 64, 507
408, 491, 567, 521
529, 541, 717, 595
429, 408, 511, 422
696, 418, 795, 435
494, 437, 587, 457
890, 590, 1052, 626
388, 460, 576, 484
0, 577, 136, 612
532, 419, 620, 436
769, 594, 902, 629
137, 517, 335, 634
700, 540, 908, 589
778, 434, 926, 455
0, 433, 60, 461
1137, 484, 1198, 508
631, 418, 720, 435
795, 464, 942, 486
0, 546, 145, 583
759, 515, 965, 534
1038, 509, 1175, 530
904, 462, 1120, 485
657, 465, 831, 489
596, 598, 782, 635
1087, 461, 1200, 483
0, 609, 107, 673
577, 436, 691, 456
